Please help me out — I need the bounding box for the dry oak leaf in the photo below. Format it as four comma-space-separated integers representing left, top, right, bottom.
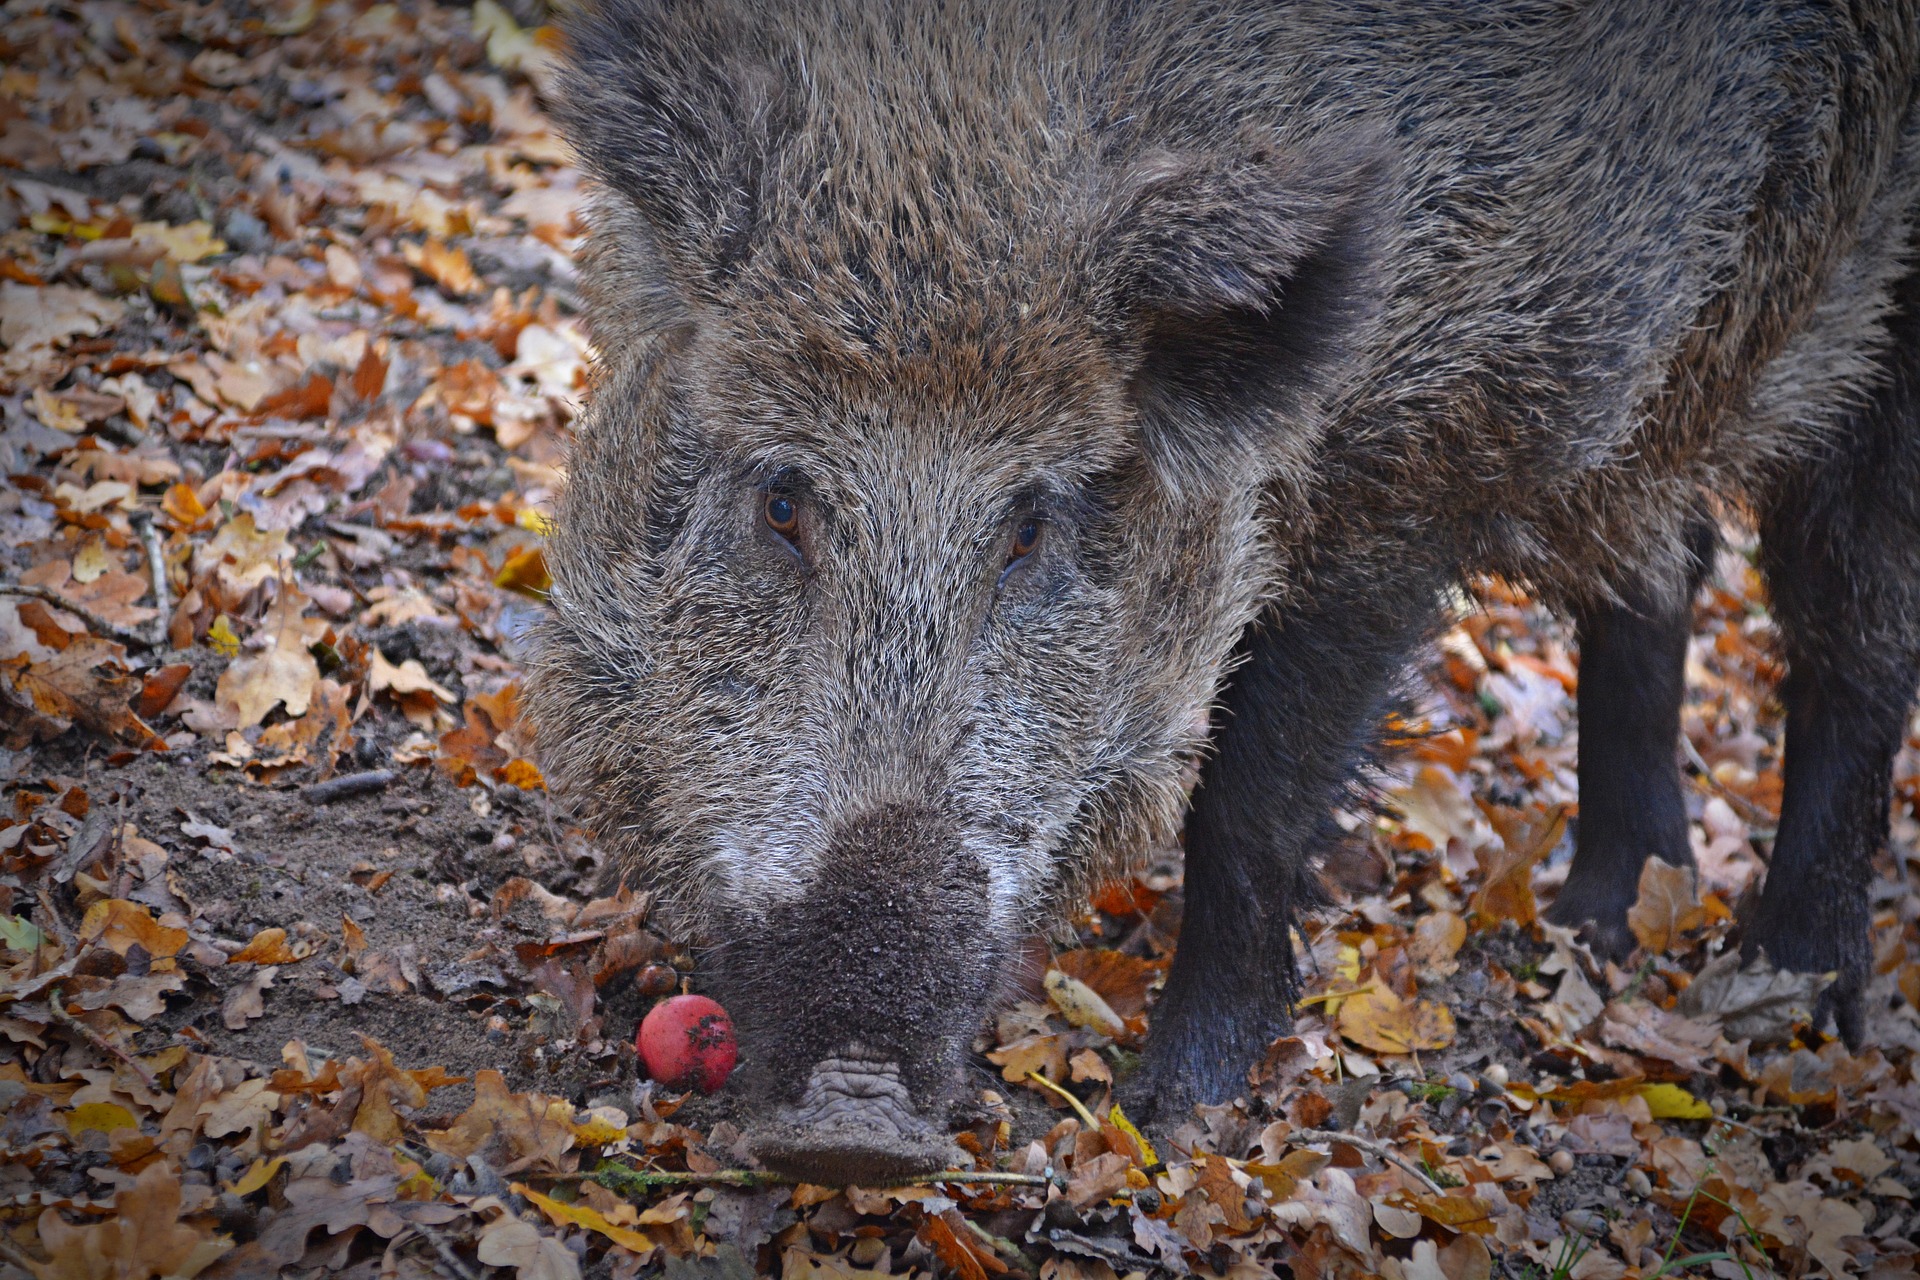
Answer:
1335, 983, 1456, 1055
1758, 1180, 1868, 1278
214, 588, 324, 730
403, 238, 481, 296
29, 1156, 231, 1280
78, 899, 187, 960
1626, 857, 1708, 955
1675, 948, 1832, 1044
221, 967, 275, 1030
227, 927, 310, 965
1409, 909, 1469, 975
0, 281, 126, 352
425, 1069, 579, 1175
476, 1215, 582, 1280
1472, 804, 1567, 928
1266, 1166, 1377, 1260
192, 515, 292, 594
984, 1032, 1070, 1088
1597, 999, 1719, 1074
4, 639, 158, 746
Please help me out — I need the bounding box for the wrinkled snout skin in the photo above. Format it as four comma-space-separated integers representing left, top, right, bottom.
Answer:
526, 0, 1920, 1177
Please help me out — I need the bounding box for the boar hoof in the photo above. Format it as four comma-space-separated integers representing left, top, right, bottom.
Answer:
1543, 883, 1637, 963
748, 1057, 962, 1184
1741, 922, 1867, 1049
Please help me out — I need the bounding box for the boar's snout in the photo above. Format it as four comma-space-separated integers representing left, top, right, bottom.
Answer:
715, 805, 1011, 1182
749, 1054, 962, 1182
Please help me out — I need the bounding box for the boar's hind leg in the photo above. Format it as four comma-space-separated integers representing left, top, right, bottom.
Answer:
1136, 578, 1437, 1115
1545, 519, 1715, 958
1748, 259, 1920, 1047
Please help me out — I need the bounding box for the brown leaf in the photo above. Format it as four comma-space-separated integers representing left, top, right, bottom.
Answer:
1471, 804, 1566, 928
1335, 984, 1456, 1055
31, 1157, 231, 1279
1052, 948, 1161, 1018
228, 927, 309, 965
213, 588, 324, 730
424, 1069, 578, 1175
1625, 857, 1707, 955
78, 899, 187, 960
221, 967, 275, 1030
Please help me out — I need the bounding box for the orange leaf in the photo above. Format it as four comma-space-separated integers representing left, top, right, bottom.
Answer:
78, 899, 187, 960
228, 927, 309, 965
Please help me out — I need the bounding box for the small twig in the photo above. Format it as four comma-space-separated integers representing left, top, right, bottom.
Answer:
575, 1161, 1056, 1196
0, 1230, 46, 1276
35, 886, 77, 955
302, 769, 395, 805
45, 986, 160, 1092
133, 510, 171, 649
1679, 736, 1777, 840
413, 1220, 482, 1280
0, 582, 153, 648
1288, 1128, 1445, 1194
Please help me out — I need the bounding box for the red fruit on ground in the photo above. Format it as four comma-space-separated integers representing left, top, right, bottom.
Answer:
637, 994, 737, 1093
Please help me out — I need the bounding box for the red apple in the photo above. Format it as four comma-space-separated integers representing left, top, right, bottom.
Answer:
636, 994, 737, 1093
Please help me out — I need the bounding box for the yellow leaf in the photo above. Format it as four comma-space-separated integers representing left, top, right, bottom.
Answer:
66, 1101, 139, 1136
1637, 1082, 1713, 1120
225, 1155, 286, 1196
494, 545, 550, 599
1335, 985, 1456, 1055
207, 615, 240, 658
566, 1116, 628, 1147
515, 506, 554, 535
515, 1183, 653, 1254
1105, 1102, 1157, 1167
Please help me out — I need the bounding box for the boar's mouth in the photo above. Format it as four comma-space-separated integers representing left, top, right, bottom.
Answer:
747, 1055, 963, 1183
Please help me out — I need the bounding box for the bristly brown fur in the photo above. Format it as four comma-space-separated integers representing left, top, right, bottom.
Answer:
529, 0, 1920, 1139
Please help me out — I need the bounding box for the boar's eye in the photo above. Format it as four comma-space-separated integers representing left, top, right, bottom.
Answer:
1005, 517, 1042, 567
763, 491, 800, 540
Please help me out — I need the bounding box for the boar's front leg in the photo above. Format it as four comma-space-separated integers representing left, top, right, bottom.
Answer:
1135, 570, 1440, 1115
1545, 518, 1714, 958
1747, 258, 1920, 1046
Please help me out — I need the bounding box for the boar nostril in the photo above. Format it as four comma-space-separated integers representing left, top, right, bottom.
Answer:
786, 1058, 920, 1136
747, 1055, 962, 1182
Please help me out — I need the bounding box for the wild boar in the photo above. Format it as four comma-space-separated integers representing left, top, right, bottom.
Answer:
527, 0, 1920, 1179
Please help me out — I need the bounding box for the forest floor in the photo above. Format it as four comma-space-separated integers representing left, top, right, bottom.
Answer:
3, 3, 1920, 1279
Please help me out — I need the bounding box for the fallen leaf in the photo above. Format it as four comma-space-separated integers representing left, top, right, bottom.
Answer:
1675, 949, 1832, 1044
32, 1157, 231, 1279
1336, 983, 1456, 1055
1626, 857, 1707, 955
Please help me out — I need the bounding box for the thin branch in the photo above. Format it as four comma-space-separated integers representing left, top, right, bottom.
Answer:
413, 1220, 482, 1280
572, 1162, 1058, 1197
132, 510, 171, 649
1288, 1128, 1445, 1194
1679, 736, 1777, 841
46, 986, 160, 1092
0, 582, 153, 648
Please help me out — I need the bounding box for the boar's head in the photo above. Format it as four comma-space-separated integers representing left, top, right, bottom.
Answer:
528, 0, 1390, 1181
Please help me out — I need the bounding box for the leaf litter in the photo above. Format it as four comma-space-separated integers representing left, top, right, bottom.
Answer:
2, 2, 1919, 1278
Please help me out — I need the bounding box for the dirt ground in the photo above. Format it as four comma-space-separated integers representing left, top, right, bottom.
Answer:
3, 3, 1920, 1279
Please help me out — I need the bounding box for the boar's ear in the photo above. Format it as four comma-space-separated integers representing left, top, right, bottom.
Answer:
1099, 132, 1396, 484
554, 1, 797, 318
